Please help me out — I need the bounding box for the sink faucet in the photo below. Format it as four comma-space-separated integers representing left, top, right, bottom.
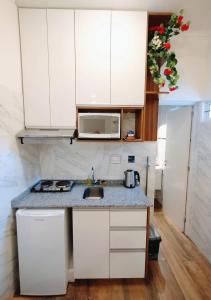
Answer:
91, 166, 97, 185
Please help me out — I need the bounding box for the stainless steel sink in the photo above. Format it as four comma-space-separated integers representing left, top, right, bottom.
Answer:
83, 187, 104, 200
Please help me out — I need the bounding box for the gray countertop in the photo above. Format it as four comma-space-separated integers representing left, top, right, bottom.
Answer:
11, 183, 152, 209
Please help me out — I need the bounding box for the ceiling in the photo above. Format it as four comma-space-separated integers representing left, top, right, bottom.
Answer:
15, 0, 211, 32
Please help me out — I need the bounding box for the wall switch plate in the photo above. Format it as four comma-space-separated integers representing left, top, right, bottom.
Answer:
110, 154, 121, 164
128, 155, 135, 163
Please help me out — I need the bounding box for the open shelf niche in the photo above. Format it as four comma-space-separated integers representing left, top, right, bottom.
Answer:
77, 106, 144, 142
144, 13, 171, 141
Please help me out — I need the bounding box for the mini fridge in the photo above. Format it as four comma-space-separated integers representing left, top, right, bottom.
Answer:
16, 209, 69, 295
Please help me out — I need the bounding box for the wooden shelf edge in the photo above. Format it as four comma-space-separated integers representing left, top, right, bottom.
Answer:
146, 91, 169, 95
77, 105, 144, 110
148, 12, 172, 16
122, 139, 143, 143
76, 139, 143, 143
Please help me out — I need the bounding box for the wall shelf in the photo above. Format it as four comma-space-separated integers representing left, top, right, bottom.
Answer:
146, 91, 169, 95
122, 139, 143, 142
144, 12, 172, 141
77, 106, 144, 143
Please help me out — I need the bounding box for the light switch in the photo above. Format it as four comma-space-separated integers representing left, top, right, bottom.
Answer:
110, 154, 121, 164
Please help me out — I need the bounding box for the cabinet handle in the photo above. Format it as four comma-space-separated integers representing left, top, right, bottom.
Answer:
110, 248, 145, 253
110, 226, 146, 231
110, 208, 147, 212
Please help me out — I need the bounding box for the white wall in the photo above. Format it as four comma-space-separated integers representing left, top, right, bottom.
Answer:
159, 31, 210, 104
207, 30, 211, 99
0, 1, 40, 299
186, 103, 211, 263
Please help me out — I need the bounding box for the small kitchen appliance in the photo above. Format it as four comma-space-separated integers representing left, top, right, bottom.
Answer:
124, 170, 140, 188
31, 180, 74, 192
78, 112, 121, 139
16, 209, 69, 295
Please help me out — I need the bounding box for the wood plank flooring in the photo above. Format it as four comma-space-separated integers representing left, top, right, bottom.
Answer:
12, 212, 211, 300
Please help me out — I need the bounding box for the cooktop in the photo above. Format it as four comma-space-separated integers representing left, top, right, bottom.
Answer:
31, 180, 74, 192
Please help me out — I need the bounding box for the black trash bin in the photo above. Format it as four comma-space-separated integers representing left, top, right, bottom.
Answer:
148, 225, 162, 260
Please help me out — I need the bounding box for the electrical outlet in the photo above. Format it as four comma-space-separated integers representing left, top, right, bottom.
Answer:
110, 155, 121, 164
128, 155, 135, 163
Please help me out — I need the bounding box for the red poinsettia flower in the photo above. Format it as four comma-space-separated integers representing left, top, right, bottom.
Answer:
164, 42, 171, 49
181, 23, 190, 31
159, 26, 165, 35
164, 69, 172, 76
169, 87, 177, 92
177, 15, 184, 24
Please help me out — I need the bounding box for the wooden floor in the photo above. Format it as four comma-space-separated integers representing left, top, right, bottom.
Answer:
13, 211, 211, 300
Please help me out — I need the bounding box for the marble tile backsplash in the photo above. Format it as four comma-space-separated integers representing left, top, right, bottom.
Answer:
0, 91, 41, 300
39, 141, 157, 202
0, 1, 41, 298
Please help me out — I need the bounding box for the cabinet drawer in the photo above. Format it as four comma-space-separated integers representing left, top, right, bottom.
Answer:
110, 210, 147, 227
110, 229, 146, 249
110, 250, 145, 278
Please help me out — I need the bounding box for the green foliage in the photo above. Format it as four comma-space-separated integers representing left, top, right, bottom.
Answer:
147, 10, 190, 91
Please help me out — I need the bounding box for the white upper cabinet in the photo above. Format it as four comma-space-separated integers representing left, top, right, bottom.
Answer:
47, 9, 76, 128
75, 10, 111, 105
19, 8, 76, 128
19, 9, 148, 128
19, 9, 50, 127
111, 11, 147, 106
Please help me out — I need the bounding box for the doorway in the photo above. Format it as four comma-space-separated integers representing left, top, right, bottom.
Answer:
155, 106, 193, 232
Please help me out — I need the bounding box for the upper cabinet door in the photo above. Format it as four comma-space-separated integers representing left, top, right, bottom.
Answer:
19, 9, 50, 128
75, 10, 111, 105
111, 11, 147, 106
47, 9, 76, 128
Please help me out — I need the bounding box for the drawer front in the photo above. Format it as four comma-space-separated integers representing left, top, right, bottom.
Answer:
110, 251, 145, 278
110, 229, 146, 249
110, 210, 147, 227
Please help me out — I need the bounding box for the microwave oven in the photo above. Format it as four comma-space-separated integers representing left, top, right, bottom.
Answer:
78, 112, 121, 139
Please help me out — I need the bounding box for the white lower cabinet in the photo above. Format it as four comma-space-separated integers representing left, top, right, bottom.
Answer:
110, 251, 146, 278
110, 229, 146, 249
73, 209, 109, 279
73, 208, 147, 279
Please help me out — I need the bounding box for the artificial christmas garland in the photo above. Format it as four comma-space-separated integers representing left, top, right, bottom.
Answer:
147, 10, 190, 91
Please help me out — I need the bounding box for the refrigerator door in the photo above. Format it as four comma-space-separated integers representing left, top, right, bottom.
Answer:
16, 209, 68, 295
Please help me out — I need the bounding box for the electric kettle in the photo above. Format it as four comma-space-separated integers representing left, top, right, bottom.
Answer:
124, 170, 140, 188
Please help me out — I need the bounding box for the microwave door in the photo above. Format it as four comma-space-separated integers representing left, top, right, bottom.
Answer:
110, 115, 120, 137
79, 115, 106, 136
78, 113, 120, 139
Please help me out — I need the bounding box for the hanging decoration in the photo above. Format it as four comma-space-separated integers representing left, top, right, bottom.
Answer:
147, 10, 190, 91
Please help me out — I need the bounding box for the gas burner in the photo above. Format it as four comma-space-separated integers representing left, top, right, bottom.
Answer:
41, 180, 53, 188
56, 180, 70, 188
31, 180, 74, 193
